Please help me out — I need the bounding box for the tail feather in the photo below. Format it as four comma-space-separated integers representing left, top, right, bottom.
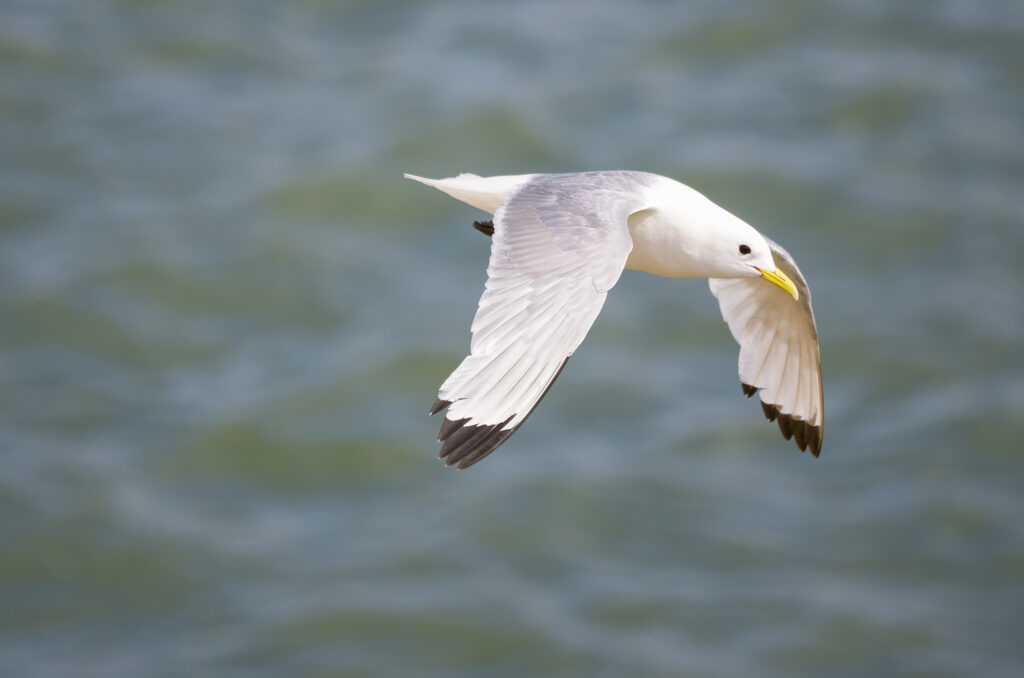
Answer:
404, 172, 536, 214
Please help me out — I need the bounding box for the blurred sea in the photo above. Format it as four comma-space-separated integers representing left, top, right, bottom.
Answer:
2, 1, 1023, 676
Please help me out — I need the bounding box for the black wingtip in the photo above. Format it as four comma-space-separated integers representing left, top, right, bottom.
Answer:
806, 423, 823, 458
472, 220, 495, 237
431, 357, 571, 469
777, 415, 823, 458
741, 383, 758, 397
437, 415, 463, 442
436, 415, 515, 470
429, 399, 451, 416
777, 413, 794, 440
754, 396, 822, 457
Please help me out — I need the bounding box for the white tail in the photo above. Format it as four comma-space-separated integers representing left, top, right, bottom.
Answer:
404, 172, 537, 214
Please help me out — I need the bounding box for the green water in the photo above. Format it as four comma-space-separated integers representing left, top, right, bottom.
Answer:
2, 2, 1022, 676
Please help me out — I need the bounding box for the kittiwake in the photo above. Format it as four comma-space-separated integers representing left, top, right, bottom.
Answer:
406, 171, 823, 469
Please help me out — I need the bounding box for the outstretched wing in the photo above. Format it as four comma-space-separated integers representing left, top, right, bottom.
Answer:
433, 172, 651, 469
709, 238, 824, 455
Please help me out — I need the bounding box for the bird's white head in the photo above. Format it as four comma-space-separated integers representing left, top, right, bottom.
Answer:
627, 178, 799, 300
705, 217, 799, 300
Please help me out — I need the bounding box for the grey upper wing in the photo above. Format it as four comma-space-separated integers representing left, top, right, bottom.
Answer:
432, 172, 652, 468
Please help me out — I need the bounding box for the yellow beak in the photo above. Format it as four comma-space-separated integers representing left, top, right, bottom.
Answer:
758, 267, 799, 300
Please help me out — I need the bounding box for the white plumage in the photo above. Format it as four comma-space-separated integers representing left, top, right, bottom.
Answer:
407, 171, 823, 468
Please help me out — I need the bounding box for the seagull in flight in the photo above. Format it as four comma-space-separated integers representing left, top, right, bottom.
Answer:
406, 171, 823, 469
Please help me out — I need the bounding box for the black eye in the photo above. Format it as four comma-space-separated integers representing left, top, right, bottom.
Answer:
739, 244, 751, 255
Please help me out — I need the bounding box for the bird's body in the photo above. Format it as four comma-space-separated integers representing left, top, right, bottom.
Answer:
407, 171, 823, 468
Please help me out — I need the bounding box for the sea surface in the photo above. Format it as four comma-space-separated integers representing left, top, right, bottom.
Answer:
2, 2, 1023, 676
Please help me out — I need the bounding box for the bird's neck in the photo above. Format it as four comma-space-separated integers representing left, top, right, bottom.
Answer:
625, 205, 718, 279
